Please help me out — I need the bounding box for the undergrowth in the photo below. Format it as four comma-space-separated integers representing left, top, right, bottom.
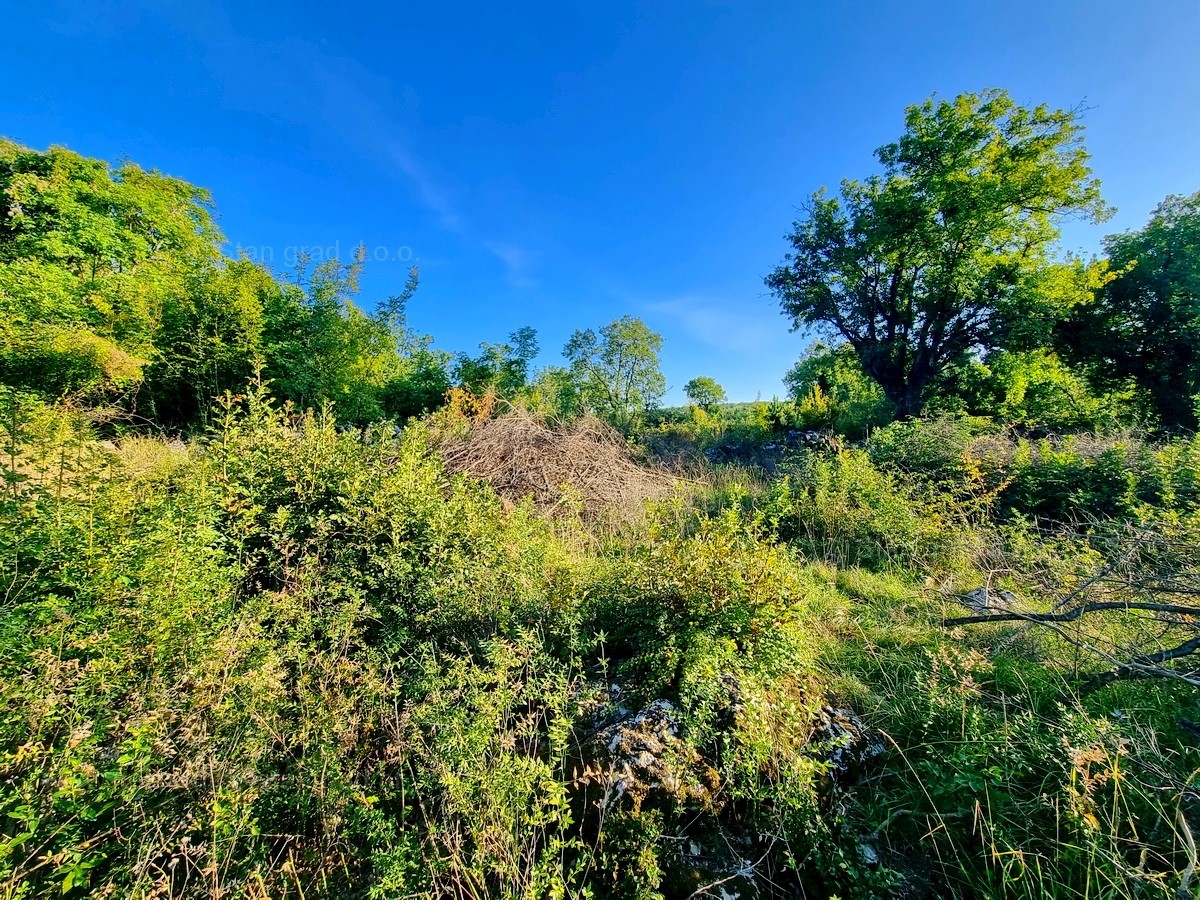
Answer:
1, 390, 1197, 898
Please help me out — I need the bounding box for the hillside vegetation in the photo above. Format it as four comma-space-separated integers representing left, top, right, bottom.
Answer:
3, 92, 1200, 899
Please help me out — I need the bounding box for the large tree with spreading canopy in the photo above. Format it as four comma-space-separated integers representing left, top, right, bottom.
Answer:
766, 89, 1110, 417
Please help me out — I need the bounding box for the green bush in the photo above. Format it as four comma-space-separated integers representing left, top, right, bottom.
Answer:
0, 387, 592, 897
756, 449, 966, 570
869, 416, 1200, 526
868, 415, 997, 489
956, 349, 1136, 432
2, 385, 1197, 899
996, 434, 1200, 525
0, 389, 881, 898
783, 341, 895, 439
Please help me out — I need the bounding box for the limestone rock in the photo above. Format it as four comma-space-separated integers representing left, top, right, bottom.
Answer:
961, 586, 1020, 613
581, 699, 720, 813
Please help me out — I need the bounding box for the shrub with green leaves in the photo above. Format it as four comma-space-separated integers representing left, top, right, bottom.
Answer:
784, 341, 894, 439
756, 449, 966, 571
0, 386, 594, 897
958, 349, 1137, 433
869, 415, 1200, 527
0, 389, 882, 899
3, 385, 1198, 899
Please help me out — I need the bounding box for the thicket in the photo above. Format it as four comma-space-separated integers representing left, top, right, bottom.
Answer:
3, 387, 1198, 899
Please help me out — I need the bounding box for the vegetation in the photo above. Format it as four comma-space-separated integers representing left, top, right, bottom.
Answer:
783, 341, 894, 438
684, 376, 727, 413
453, 326, 540, 399
765, 90, 1110, 418
1060, 190, 1200, 431
564, 315, 667, 431
3, 90, 1200, 899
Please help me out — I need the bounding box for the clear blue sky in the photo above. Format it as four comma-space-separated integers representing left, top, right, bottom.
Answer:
6, 1, 1199, 402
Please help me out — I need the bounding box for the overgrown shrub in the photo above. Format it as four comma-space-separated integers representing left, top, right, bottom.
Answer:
869, 416, 1200, 526
3, 387, 1197, 899
0, 389, 889, 898
784, 341, 894, 439
956, 349, 1137, 433
756, 449, 968, 570
0, 387, 595, 897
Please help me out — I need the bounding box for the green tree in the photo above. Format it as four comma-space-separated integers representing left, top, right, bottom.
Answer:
262, 249, 448, 425
0, 138, 224, 403
526, 365, 583, 421
378, 346, 451, 419
765, 90, 1110, 418
0, 140, 447, 428
784, 341, 893, 438
683, 376, 727, 412
956, 348, 1132, 431
453, 326, 539, 398
261, 248, 375, 416
563, 315, 665, 430
143, 257, 275, 425
1059, 190, 1200, 431
375, 266, 451, 419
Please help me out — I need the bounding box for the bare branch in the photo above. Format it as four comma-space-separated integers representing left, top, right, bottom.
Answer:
944, 600, 1199, 628
1081, 636, 1200, 694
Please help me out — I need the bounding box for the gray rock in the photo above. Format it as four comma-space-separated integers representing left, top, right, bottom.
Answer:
810, 706, 885, 784
586, 700, 720, 812
961, 586, 1019, 613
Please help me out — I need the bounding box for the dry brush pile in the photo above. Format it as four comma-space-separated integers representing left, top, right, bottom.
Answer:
439, 409, 675, 521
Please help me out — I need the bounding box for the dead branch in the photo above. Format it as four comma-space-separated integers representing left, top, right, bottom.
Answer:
944, 600, 1199, 628
945, 523, 1200, 692
1081, 636, 1200, 694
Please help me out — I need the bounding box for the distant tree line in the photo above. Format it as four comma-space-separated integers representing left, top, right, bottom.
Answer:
0, 139, 672, 433
6, 89, 1198, 445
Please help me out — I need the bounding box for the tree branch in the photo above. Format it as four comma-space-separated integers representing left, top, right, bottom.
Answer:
944, 600, 1200, 628
1080, 636, 1200, 694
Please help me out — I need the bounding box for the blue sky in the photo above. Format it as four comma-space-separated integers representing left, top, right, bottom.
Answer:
6, 1, 1200, 402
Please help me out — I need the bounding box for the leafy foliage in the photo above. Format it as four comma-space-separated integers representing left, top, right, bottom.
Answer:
0, 138, 221, 402
0, 141, 449, 428
453, 325, 539, 398
954, 348, 1135, 432
757, 448, 965, 570
3, 379, 1199, 898
1061, 190, 1200, 430
784, 341, 894, 437
564, 315, 666, 431
766, 90, 1110, 417
683, 376, 727, 412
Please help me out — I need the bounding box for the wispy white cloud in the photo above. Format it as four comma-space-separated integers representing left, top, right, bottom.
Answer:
646, 295, 785, 355
483, 240, 537, 288
164, 3, 534, 283
385, 143, 465, 235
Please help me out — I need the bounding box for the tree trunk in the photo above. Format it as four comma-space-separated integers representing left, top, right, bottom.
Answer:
893, 384, 926, 419
872, 364, 927, 420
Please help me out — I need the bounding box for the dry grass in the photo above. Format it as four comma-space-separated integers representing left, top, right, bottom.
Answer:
440, 409, 675, 521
